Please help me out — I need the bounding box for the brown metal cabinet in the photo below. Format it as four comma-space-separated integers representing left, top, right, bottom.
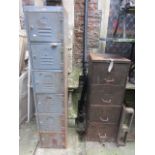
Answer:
86, 53, 130, 143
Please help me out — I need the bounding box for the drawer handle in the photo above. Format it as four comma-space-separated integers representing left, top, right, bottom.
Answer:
98, 132, 107, 143
101, 98, 111, 104
98, 133, 107, 139
104, 78, 114, 83
51, 43, 58, 48
99, 117, 109, 122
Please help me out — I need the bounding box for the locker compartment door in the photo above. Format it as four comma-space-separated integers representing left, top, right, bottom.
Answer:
30, 43, 63, 70
26, 11, 63, 42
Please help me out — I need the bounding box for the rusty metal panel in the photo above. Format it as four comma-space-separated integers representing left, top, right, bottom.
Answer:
32, 71, 64, 93
87, 105, 122, 124
37, 113, 65, 132
30, 43, 63, 70
89, 62, 130, 86
89, 85, 125, 105
24, 6, 63, 42
86, 122, 118, 142
39, 132, 66, 148
86, 53, 130, 143
35, 94, 64, 113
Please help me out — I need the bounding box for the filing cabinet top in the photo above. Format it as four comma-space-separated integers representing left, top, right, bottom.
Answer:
24, 6, 63, 13
89, 53, 130, 63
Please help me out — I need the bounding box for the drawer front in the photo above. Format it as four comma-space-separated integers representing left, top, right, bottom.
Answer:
88, 85, 125, 105
32, 71, 64, 93
89, 62, 130, 85
87, 105, 122, 124
35, 94, 64, 113
86, 122, 118, 142
40, 132, 66, 148
30, 43, 63, 70
37, 114, 65, 132
26, 11, 63, 42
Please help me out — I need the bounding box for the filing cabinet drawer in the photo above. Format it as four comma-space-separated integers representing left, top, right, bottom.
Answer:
87, 105, 122, 124
89, 62, 130, 86
35, 94, 64, 113
89, 84, 124, 105
86, 122, 118, 142
40, 132, 66, 148
30, 43, 63, 70
37, 113, 65, 132
24, 6, 63, 42
32, 71, 64, 93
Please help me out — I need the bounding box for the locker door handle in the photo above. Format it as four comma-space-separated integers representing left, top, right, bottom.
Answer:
33, 56, 36, 59
30, 26, 34, 30
101, 98, 111, 104
50, 43, 58, 48
33, 34, 37, 37
99, 116, 109, 122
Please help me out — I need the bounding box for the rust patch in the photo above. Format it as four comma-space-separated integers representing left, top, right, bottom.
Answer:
39, 132, 66, 148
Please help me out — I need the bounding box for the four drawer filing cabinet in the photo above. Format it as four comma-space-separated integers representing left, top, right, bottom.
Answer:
86, 53, 130, 143
24, 6, 67, 148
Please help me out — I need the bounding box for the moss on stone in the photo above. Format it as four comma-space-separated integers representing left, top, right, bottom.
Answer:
68, 66, 82, 89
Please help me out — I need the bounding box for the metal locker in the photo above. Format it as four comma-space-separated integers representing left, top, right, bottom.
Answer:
30, 43, 63, 70
35, 94, 64, 113
32, 71, 64, 93
24, 6, 63, 42
24, 6, 67, 148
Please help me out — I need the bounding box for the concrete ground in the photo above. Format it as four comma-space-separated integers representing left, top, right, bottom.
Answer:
19, 118, 135, 155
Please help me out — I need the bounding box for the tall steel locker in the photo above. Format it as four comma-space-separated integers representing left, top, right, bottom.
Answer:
24, 6, 67, 148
